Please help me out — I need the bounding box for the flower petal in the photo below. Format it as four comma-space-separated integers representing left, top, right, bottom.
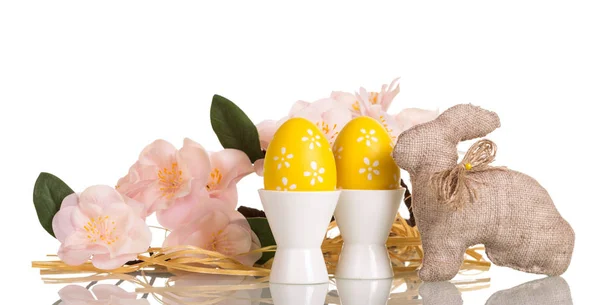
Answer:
179, 138, 211, 183
91, 253, 137, 270
78, 185, 124, 212
138, 139, 178, 166
256, 120, 279, 150
331, 91, 362, 114
116, 217, 152, 256
57, 245, 93, 266
164, 209, 230, 248
53, 204, 77, 243
288, 100, 311, 116
253, 159, 265, 177
379, 77, 401, 111
156, 183, 209, 230
124, 196, 148, 219
218, 224, 252, 256
209, 149, 254, 190
208, 183, 238, 210
235, 230, 262, 266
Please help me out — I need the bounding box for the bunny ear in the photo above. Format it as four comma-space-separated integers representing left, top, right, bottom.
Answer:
436, 104, 501, 143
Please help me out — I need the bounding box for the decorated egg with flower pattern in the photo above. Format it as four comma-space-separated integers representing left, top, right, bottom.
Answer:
333, 116, 400, 190
264, 118, 337, 191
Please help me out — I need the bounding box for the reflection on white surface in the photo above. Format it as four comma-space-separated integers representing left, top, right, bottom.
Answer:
336, 278, 393, 305
485, 277, 572, 305
419, 281, 463, 305
269, 282, 329, 305
419, 277, 572, 305
48, 273, 573, 305
58, 284, 150, 305
161, 274, 265, 305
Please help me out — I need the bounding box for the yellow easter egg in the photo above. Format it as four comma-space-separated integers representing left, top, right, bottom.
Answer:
264, 118, 336, 191
333, 116, 400, 190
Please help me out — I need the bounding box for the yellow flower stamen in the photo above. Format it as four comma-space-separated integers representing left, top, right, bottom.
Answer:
84, 216, 119, 245
206, 168, 223, 191
157, 163, 183, 198
369, 92, 379, 105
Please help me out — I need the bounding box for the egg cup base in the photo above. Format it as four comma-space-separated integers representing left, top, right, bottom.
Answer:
258, 190, 341, 284
334, 188, 405, 280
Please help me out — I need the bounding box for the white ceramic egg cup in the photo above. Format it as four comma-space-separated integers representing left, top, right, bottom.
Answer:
258, 190, 341, 284
334, 188, 405, 279
336, 278, 393, 305
269, 283, 329, 305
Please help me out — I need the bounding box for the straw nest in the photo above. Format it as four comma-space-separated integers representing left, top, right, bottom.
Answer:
33, 213, 490, 278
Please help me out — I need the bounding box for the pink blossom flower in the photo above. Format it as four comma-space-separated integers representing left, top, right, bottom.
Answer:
52, 185, 152, 270
155, 148, 253, 230
116, 138, 211, 216
164, 206, 261, 266
331, 78, 439, 139
117, 139, 253, 220
58, 284, 150, 305
331, 78, 400, 117
255, 78, 438, 173
356, 77, 401, 113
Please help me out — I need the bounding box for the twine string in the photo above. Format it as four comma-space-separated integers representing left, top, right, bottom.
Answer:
429, 139, 504, 209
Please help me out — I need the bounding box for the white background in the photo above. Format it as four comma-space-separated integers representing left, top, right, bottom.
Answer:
1, 1, 599, 303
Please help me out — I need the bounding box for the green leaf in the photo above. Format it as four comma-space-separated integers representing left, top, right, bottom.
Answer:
33, 172, 75, 238
210, 94, 264, 163
247, 217, 276, 265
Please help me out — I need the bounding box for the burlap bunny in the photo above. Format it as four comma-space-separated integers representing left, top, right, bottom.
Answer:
393, 104, 574, 282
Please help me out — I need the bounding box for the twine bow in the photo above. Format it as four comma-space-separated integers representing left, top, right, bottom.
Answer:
429, 139, 504, 209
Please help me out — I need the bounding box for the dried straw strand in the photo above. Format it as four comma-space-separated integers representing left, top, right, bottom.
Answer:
32, 213, 490, 280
